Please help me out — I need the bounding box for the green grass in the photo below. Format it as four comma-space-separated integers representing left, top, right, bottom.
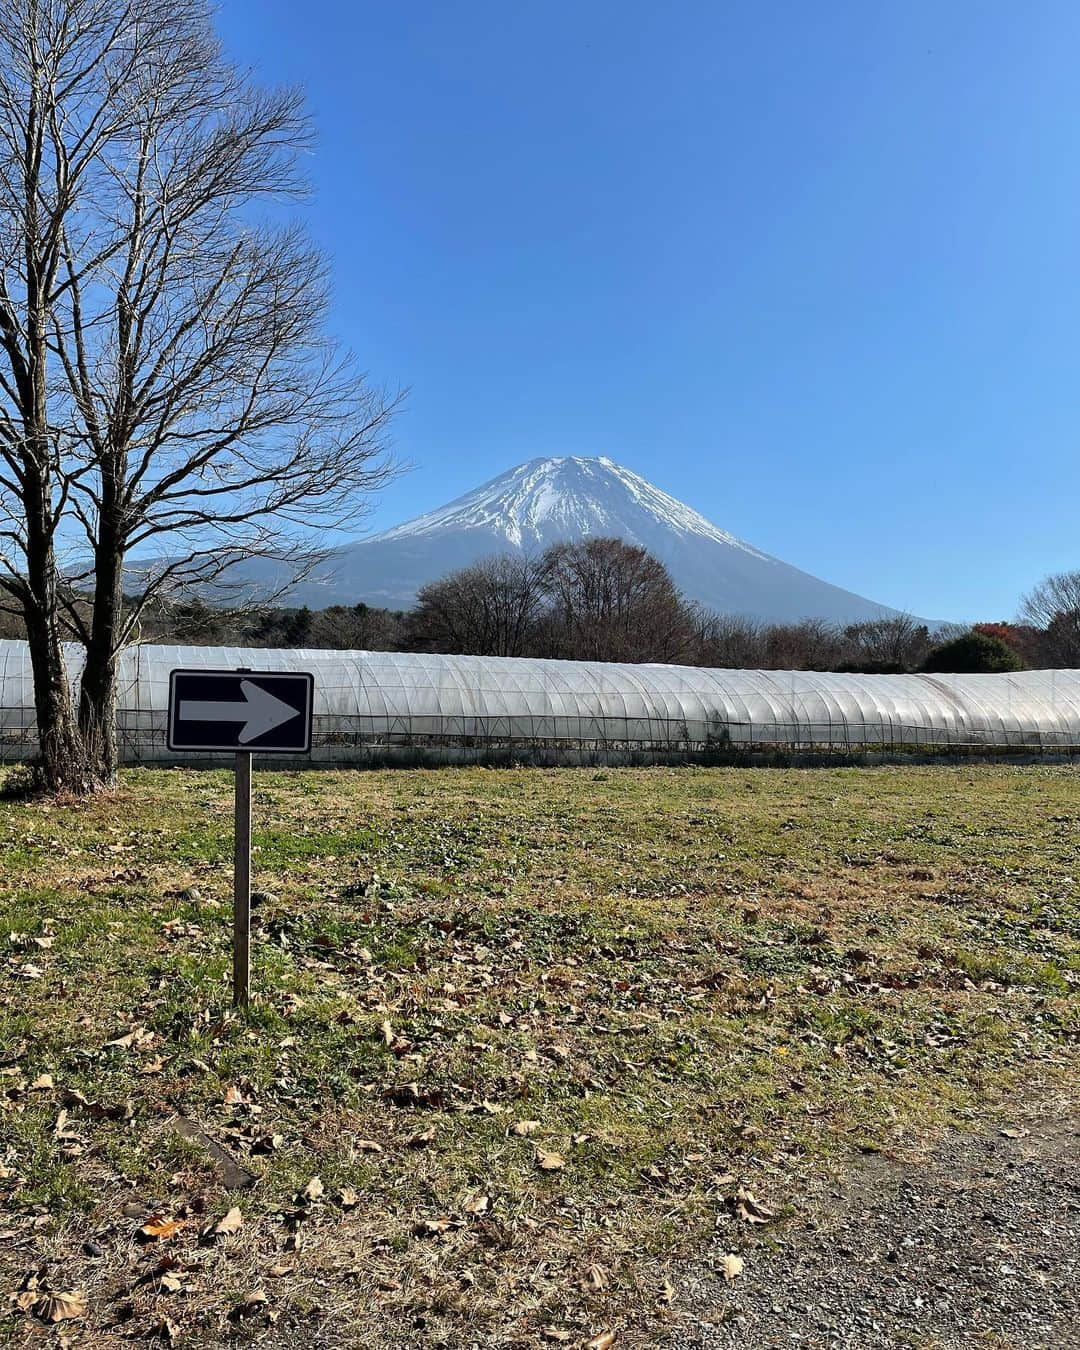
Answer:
0, 763, 1077, 1346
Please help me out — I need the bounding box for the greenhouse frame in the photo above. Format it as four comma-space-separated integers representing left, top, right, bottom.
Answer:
2, 640, 1080, 765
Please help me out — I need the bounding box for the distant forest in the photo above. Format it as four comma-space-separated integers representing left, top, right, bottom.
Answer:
8, 538, 1076, 674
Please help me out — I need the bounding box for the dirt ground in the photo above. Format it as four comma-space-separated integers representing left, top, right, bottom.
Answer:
681, 1090, 1080, 1349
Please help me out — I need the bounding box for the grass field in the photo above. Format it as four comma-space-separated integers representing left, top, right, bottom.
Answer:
1, 764, 1077, 1347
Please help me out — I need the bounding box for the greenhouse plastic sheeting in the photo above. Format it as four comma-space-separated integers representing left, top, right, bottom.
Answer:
2, 640, 1080, 764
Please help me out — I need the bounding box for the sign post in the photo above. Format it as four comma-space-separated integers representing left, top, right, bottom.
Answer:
167, 668, 314, 1006
233, 749, 252, 1006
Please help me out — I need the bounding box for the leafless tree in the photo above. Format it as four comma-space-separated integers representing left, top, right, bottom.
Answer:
0, 0, 396, 789
687, 608, 765, 668
1020, 572, 1080, 666
408, 554, 549, 657
840, 613, 932, 671
539, 537, 694, 663
761, 618, 844, 671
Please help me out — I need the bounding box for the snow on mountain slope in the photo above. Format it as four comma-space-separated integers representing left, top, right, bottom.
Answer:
246, 456, 913, 624
374, 456, 770, 558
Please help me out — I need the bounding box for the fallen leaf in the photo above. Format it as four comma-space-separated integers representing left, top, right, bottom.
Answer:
139, 1216, 186, 1242
29, 1074, 53, 1091
512, 1119, 540, 1136
536, 1148, 566, 1172
105, 1027, 151, 1051
35, 1290, 87, 1324
659, 1278, 676, 1303
464, 1193, 491, 1215
53, 1110, 74, 1139
719, 1253, 744, 1283
355, 1140, 383, 1154
413, 1216, 461, 1236
267, 1264, 294, 1278
406, 1127, 436, 1148
337, 1186, 360, 1210
201, 1206, 243, 1240
734, 1189, 774, 1225
540, 1329, 572, 1343
587, 1332, 616, 1350
299, 1177, 324, 1203
583, 1263, 608, 1292
230, 1289, 267, 1319
1001, 1127, 1029, 1140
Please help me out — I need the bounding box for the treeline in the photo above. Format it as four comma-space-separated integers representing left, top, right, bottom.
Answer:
9, 539, 1079, 673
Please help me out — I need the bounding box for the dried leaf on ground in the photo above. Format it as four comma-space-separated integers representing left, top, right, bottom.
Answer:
230, 1289, 267, 1320
536, 1148, 566, 1172
734, 1189, 774, 1224
720, 1253, 744, 1282
583, 1263, 608, 1292
512, 1119, 540, 1136
587, 1331, 617, 1350
34, 1290, 87, 1323
201, 1206, 243, 1240
105, 1027, 151, 1051
139, 1216, 186, 1241
413, 1216, 461, 1237
300, 1177, 324, 1202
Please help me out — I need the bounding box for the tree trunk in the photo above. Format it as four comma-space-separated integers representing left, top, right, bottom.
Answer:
78, 530, 125, 782
22, 607, 90, 793
21, 498, 93, 793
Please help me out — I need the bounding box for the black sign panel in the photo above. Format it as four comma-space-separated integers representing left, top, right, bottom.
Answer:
167, 670, 314, 753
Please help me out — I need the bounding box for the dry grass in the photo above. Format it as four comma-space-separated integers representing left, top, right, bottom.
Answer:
0, 763, 1077, 1347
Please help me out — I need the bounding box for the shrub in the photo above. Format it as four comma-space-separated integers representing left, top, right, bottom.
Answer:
921, 631, 1024, 674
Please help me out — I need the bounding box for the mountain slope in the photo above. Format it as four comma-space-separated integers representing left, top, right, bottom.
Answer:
255, 456, 912, 624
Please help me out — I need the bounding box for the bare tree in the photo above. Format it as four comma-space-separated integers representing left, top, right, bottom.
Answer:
408, 554, 548, 657
0, 0, 396, 788
539, 537, 694, 663
839, 613, 932, 672
761, 618, 843, 671
688, 608, 765, 668
1020, 572, 1080, 666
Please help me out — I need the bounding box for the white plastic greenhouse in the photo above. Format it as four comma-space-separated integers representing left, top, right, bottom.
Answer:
2, 640, 1080, 764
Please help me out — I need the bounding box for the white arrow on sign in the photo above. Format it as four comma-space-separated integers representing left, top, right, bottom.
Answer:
179, 679, 300, 744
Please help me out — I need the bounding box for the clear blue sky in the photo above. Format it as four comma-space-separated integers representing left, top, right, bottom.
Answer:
218, 0, 1080, 622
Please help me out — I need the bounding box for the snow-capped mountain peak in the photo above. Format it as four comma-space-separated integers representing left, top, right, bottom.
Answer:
371, 455, 770, 559
223, 454, 911, 623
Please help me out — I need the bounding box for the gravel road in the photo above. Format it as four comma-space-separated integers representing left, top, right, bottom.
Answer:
686, 1100, 1080, 1349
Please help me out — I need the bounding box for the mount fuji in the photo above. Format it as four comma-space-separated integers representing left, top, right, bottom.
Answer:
255, 456, 912, 624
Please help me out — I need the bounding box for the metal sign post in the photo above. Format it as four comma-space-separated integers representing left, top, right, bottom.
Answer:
233, 749, 252, 1006
167, 668, 314, 1007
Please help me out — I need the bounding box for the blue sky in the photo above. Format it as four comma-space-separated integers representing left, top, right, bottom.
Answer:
219, 1, 1080, 621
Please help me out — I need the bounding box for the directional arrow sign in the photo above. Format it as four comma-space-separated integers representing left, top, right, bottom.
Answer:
167, 669, 314, 753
